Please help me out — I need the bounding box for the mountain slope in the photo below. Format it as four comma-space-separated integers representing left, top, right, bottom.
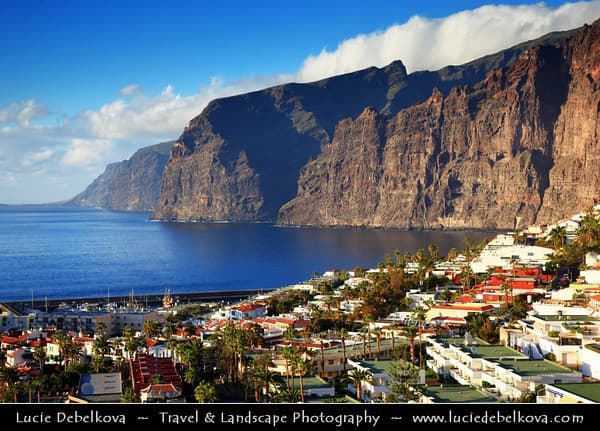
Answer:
151, 29, 574, 223
279, 20, 600, 229
69, 140, 174, 211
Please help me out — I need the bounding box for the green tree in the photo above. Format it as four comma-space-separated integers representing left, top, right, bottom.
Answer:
284, 326, 299, 341
33, 345, 46, 374
479, 319, 499, 344
348, 368, 372, 402
120, 387, 139, 403
372, 327, 382, 359
95, 321, 107, 337
92, 335, 110, 364
547, 226, 568, 250
142, 320, 160, 338
292, 356, 312, 403
386, 349, 421, 402
194, 380, 218, 403
577, 207, 600, 253
403, 326, 418, 364
338, 328, 348, 372
280, 345, 296, 388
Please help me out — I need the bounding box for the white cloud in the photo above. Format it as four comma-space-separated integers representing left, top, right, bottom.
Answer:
0, 99, 48, 127
61, 138, 113, 169
120, 84, 141, 96
22, 148, 55, 167
296, 1, 600, 81
83, 74, 291, 140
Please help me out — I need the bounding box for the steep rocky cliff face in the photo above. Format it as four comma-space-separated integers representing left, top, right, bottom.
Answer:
151, 23, 597, 228
536, 22, 600, 224
278, 21, 600, 229
69, 141, 174, 211
152, 30, 572, 222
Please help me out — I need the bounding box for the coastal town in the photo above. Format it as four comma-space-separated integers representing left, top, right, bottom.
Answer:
3, 206, 600, 405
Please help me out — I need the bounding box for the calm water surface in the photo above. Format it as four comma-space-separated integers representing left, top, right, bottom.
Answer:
0, 206, 491, 301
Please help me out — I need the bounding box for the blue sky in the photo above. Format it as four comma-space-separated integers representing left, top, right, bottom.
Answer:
1, 0, 600, 203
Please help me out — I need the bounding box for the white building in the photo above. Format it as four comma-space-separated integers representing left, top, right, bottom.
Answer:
427, 337, 581, 400
470, 236, 552, 273
581, 344, 600, 379
537, 382, 600, 403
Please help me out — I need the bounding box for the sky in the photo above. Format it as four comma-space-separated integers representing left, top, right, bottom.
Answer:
2, 0, 600, 204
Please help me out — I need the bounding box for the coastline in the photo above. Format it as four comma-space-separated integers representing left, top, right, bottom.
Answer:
2, 288, 278, 312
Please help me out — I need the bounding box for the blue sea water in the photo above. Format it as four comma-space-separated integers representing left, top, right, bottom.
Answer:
0, 206, 491, 301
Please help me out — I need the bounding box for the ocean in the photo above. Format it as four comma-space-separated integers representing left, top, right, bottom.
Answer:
0, 206, 491, 301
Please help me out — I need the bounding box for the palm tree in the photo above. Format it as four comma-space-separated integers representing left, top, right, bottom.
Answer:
403, 326, 418, 364
318, 340, 326, 377
256, 368, 279, 402
245, 323, 264, 349
372, 327, 382, 359
414, 248, 433, 290
120, 387, 139, 403
277, 387, 300, 403
142, 320, 160, 338
501, 277, 512, 308
364, 315, 374, 358
359, 329, 367, 358
578, 207, 600, 251
92, 335, 110, 359
338, 328, 348, 372
95, 321, 107, 337
31, 376, 50, 403
183, 323, 197, 338
150, 373, 163, 384
33, 345, 46, 375
53, 330, 75, 367
293, 356, 312, 403
166, 338, 179, 364
446, 247, 459, 262
217, 323, 247, 384
184, 367, 201, 386
348, 368, 372, 402
283, 325, 299, 341
194, 380, 218, 403
412, 307, 427, 366
428, 244, 440, 263
280, 345, 296, 388
547, 226, 568, 250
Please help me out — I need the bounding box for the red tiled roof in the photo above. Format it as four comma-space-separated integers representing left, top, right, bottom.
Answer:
140, 383, 181, 393
232, 303, 265, 312
457, 295, 475, 303
145, 338, 159, 348
131, 353, 182, 390
1, 336, 19, 344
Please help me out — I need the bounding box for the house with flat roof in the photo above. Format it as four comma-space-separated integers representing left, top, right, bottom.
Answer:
288, 375, 335, 398
537, 382, 600, 403
426, 303, 495, 321
67, 372, 123, 403
581, 344, 600, 379
427, 336, 581, 400
422, 384, 497, 404
481, 358, 581, 400
0, 303, 35, 331
427, 337, 526, 386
